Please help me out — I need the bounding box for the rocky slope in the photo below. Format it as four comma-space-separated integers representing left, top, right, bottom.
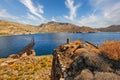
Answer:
51, 40, 120, 80
39, 21, 98, 33
0, 20, 39, 35
0, 20, 120, 35
0, 20, 98, 35
97, 25, 120, 32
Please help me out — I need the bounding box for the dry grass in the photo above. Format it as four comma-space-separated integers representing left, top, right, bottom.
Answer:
0, 55, 52, 80
99, 40, 120, 60
0, 20, 39, 35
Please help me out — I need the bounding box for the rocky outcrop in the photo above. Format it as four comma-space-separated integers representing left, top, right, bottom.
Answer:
51, 39, 120, 80
9, 39, 35, 59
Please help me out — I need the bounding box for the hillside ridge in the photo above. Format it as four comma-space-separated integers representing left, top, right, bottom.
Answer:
97, 25, 120, 32
0, 20, 120, 35
39, 21, 98, 32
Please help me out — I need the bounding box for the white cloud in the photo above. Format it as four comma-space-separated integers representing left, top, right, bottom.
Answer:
64, 0, 80, 21
20, 0, 45, 20
26, 13, 39, 21
0, 9, 18, 19
78, 0, 120, 27
0, 9, 42, 26
78, 15, 108, 28
51, 17, 57, 22
16, 13, 45, 25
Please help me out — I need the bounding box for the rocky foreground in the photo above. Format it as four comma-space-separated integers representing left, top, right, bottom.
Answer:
0, 40, 120, 80
51, 40, 120, 80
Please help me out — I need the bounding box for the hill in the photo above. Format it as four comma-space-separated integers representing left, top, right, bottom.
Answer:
97, 25, 120, 32
1, 20, 120, 35
0, 20, 39, 35
38, 21, 98, 33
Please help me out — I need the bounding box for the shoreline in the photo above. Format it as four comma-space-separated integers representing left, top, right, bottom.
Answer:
0, 32, 120, 37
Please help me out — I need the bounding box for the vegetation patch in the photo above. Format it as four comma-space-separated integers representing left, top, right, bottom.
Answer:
0, 55, 52, 80
99, 40, 120, 60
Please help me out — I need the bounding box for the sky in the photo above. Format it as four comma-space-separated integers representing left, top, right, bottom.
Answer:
0, 0, 120, 28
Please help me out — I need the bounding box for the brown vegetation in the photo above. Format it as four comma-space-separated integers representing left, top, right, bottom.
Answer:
0, 20, 39, 35
0, 55, 52, 80
99, 40, 120, 60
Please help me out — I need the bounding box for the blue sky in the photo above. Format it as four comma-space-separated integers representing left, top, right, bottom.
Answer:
0, 0, 120, 28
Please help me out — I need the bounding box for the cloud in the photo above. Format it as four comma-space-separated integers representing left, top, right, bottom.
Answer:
0, 9, 18, 19
20, 0, 45, 20
78, 0, 120, 27
0, 9, 42, 25
64, 0, 80, 21
51, 17, 57, 22
15, 13, 46, 25
26, 13, 39, 21
78, 15, 107, 28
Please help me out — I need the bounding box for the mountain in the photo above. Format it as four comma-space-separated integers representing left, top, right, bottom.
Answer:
97, 25, 120, 32
0, 20, 98, 35
38, 21, 98, 33
1, 20, 119, 35
0, 20, 39, 35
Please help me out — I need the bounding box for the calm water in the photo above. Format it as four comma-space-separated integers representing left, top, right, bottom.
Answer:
0, 32, 120, 58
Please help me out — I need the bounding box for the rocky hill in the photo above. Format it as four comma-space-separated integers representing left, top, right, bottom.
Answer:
39, 21, 98, 33
0, 20, 120, 35
0, 20, 39, 35
97, 25, 120, 32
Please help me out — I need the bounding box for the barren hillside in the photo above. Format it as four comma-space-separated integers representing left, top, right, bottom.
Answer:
0, 20, 39, 35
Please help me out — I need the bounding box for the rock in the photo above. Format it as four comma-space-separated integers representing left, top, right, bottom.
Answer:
78, 52, 113, 72
75, 69, 93, 80
8, 40, 35, 59
21, 52, 28, 58
21, 49, 35, 57
51, 40, 120, 80
9, 54, 20, 59
1, 62, 8, 66
30, 49, 36, 56
94, 72, 120, 80
74, 48, 88, 56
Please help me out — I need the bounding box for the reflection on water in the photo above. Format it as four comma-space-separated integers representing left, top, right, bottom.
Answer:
0, 32, 120, 57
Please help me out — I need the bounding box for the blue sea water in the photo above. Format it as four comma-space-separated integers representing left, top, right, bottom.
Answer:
0, 32, 120, 57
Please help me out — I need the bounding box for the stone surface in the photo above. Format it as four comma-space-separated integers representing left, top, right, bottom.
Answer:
51, 40, 120, 80
74, 69, 93, 80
